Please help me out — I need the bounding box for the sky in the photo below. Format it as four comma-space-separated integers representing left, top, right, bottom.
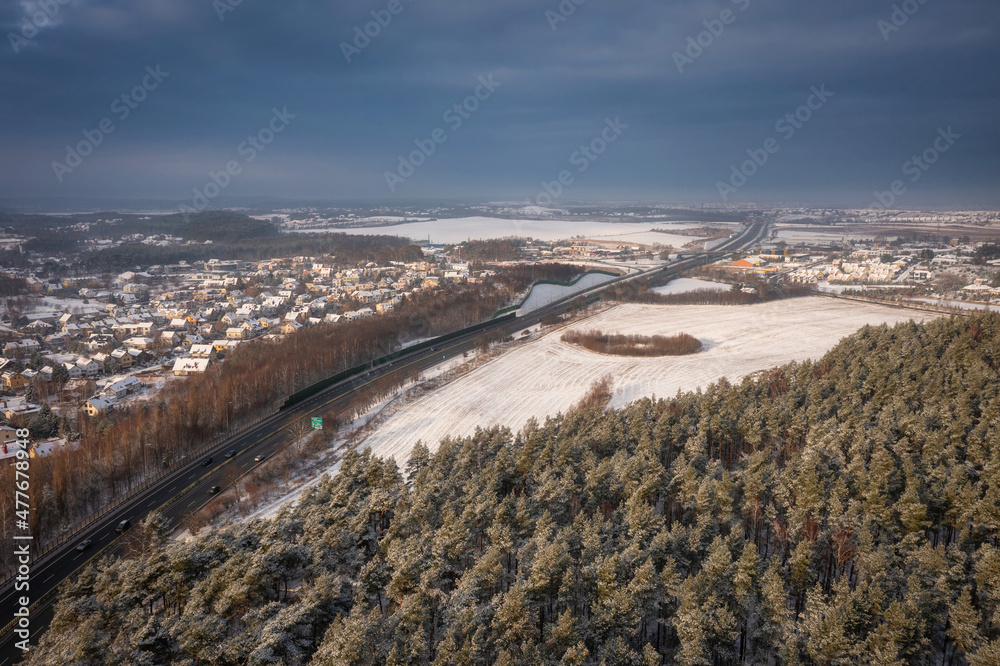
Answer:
0, 0, 998, 209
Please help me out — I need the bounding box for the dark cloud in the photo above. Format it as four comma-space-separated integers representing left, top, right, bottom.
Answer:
0, 0, 997, 207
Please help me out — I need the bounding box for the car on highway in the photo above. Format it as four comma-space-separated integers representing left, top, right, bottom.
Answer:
75, 539, 92, 551
224, 450, 237, 458
200, 457, 213, 466
254, 454, 268, 463
115, 519, 131, 533
209, 486, 222, 495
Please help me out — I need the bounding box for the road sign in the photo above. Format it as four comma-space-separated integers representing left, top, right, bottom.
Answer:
311, 417, 323, 429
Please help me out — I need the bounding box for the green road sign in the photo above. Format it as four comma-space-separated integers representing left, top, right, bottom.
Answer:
311, 417, 323, 429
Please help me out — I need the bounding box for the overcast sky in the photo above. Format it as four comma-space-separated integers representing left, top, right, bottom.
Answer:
1, 0, 997, 208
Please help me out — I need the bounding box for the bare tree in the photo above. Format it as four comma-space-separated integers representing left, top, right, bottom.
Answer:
289, 415, 313, 455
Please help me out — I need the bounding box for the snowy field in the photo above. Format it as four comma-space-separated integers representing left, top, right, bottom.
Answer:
290, 217, 706, 246
652, 278, 730, 295
359, 298, 936, 467
518, 272, 620, 313
30, 297, 104, 315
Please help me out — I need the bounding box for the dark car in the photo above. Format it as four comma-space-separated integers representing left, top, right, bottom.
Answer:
115, 519, 131, 533
209, 486, 222, 495
254, 454, 268, 463
224, 450, 237, 459
75, 539, 92, 551
200, 457, 213, 466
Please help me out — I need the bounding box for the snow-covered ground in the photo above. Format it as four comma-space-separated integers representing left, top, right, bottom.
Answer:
31, 297, 104, 314
358, 298, 936, 467
289, 217, 706, 246
518, 272, 619, 314
652, 278, 730, 295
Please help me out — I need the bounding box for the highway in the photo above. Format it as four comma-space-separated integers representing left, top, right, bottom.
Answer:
0, 222, 762, 663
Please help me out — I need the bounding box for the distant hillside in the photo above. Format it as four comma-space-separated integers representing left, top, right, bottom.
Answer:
23, 314, 1000, 664
84, 232, 424, 270
170, 211, 281, 242
0, 210, 277, 242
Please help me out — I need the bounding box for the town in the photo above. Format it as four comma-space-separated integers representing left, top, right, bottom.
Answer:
0, 250, 484, 463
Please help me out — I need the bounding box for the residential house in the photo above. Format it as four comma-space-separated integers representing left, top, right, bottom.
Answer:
110, 349, 133, 369
183, 333, 205, 348
4, 340, 40, 354
83, 397, 112, 417
2, 397, 40, 421
124, 337, 155, 349
189, 344, 218, 361
75, 357, 102, 379
1, 372, 27, 391
1, 425, 17, 456
102, 376, 142, 399
172, 357, 212, 377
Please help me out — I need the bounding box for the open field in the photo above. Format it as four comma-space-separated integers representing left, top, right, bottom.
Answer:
360, 298, 937, 466
290, 216, 707, 246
